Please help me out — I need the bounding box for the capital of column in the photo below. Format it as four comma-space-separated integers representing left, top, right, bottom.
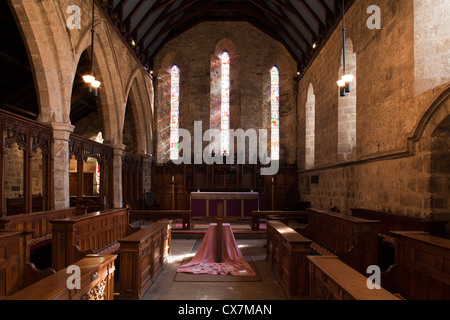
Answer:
49, 122, 75, 141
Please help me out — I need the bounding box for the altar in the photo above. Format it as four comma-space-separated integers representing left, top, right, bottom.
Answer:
190, 192, 259, 218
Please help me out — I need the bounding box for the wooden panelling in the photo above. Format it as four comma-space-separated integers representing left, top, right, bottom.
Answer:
386, 231, 450, 300
266, 220, 312, 299
300, 209, 381, 274
5, 255, 117, 300
117, 220, 172, 300
50, 208, 136, 271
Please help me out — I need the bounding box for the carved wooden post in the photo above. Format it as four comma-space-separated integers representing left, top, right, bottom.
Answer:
171, 176, 175, 210
271, 176, 275, 211
216, 203, 223, 263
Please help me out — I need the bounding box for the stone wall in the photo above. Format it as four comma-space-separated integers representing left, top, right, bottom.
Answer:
297, 0, 450, 219
153, 21, 297, 164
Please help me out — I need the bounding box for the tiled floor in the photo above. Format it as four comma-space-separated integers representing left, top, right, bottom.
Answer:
142, 238, 288, 300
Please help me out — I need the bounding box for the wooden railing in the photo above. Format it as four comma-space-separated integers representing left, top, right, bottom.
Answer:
299, 209, 381, 274
251, 210, 309, 231
5, 255, 117, 300
0, 208, 77, 246
117, 220, 172, 300
266, 220, 312, 299
129, 210, 190, 230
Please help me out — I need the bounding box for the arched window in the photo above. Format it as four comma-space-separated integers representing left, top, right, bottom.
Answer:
170, 65, 180, 160
221, 52, 230, 155
270, 66, 280, 161
305, 83, 315, 169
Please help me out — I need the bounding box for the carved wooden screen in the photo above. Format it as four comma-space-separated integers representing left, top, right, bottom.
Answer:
0, 110, 53, 216
69, 134, 113, 211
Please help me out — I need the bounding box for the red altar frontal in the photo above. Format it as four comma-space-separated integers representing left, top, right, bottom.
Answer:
190, 192, 259, 218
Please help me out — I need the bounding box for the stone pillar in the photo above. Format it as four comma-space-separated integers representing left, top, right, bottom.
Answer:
111, 144, 125, 209
51, 122, 74, 209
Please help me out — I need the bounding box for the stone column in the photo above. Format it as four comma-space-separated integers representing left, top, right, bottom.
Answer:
111, 144, 126, 209
51, 122, 74, 209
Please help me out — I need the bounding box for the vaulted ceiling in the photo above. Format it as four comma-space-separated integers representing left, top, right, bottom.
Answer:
100, 0, 354, 72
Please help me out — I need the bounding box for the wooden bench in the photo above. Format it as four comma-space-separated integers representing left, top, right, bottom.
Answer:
351, 208, 450, 271
308, 255, 400, 300
266, 220, 312, 299
299, 209, 381, 274
0, 230, 56, 299
5, 255, 117, 300
50, 208, 139, 271
251, 211, 309, 231
117, 220, 172, 300
351, 208, 449, 238
129, 209, 191, 230
383, 231, 450, 300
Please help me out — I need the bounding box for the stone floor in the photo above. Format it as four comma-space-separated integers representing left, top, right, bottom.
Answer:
141, 238, 288, 300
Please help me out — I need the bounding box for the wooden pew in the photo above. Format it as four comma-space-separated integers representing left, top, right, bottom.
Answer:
251, 210, 309, 231
5, 255, 117, 300
266, 220, 312, 299
351, 208, 450, 271
129, 209, 191, 230
0, 208, 77, 248
308, 256, 400, 300
299, 209, 381, 274
0, 230, 55, 299
117, 220, 172, 300
50, 208, 139, 271
383, 231, 450, 300
351, 208, 449, 238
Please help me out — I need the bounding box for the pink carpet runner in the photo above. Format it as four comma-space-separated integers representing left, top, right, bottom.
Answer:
176, 223, 256, 276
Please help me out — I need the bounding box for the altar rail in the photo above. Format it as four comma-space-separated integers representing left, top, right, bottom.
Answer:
5, 255, 117, 300
50, 208, 137, 271
251, 210, 309, 231
129, 210, 190, 230
266, 220, 312, 299
117, 220, 172, 300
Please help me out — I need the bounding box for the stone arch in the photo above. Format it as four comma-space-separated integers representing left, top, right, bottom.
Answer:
305, 83, 316, 170
123, 71, 153, 155
8, 0, 76, 124
411, 85, 450, 220
337, 37, 357, 162
74, 19, 126, 146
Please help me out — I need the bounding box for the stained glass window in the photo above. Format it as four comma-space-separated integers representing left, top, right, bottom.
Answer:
95, 132, 104, 195
170, 65, 180, 160
271, 66, 280, 161
221, 52, 230, 156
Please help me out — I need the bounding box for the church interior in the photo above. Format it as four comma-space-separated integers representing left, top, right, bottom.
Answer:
0, 0, 449, 303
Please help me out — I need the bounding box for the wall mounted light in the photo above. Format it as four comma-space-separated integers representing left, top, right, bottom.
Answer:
337, 0, 352, 97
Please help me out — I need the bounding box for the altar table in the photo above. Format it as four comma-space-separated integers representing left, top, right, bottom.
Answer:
190, 192, 259, 218
176, 223, 255, 276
